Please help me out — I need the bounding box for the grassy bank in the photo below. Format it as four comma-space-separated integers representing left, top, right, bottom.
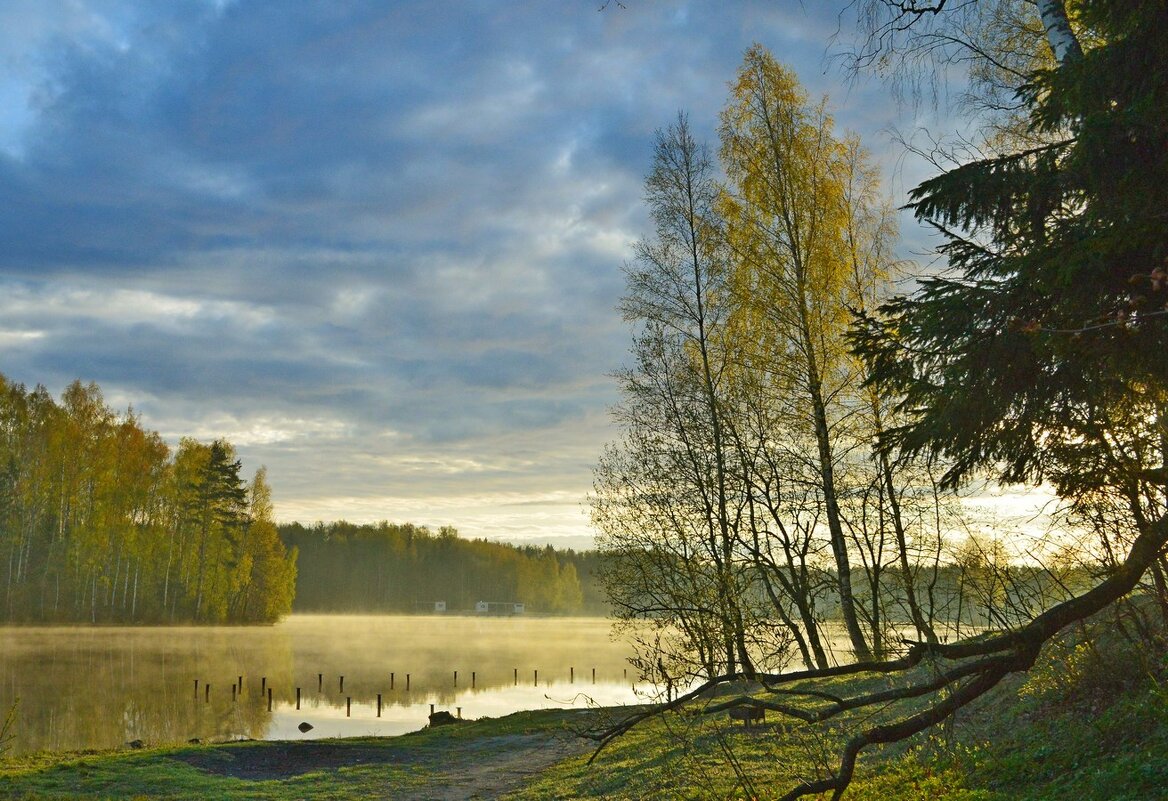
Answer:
0, 707, 600, 800
508, 641, 1168, 801
2, 620, 1165, 800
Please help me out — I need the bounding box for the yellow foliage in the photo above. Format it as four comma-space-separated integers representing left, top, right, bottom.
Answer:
717, 45, 894, 412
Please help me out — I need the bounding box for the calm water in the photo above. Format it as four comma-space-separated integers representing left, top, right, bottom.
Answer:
0, 615, 644, 755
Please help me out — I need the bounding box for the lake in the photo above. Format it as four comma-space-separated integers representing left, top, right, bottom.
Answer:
0, 615, 643, 756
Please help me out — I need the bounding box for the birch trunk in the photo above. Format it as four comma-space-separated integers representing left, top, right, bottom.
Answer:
1037, 0, 1083, 64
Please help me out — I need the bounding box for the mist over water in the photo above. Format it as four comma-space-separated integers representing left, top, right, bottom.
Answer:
0, 615, 642, 755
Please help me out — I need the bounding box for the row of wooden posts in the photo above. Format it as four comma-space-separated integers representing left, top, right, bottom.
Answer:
191, 666, 631, 716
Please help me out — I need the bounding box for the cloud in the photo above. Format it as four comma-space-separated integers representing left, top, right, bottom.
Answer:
0, 1, 934, 542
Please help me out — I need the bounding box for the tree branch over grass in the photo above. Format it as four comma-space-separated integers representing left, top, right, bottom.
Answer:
588, 508, 1166, 796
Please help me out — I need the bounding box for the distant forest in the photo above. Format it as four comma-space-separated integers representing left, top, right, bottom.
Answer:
280, 521, 609, 615
0, 375, 614, 625
0, 375, 296, 624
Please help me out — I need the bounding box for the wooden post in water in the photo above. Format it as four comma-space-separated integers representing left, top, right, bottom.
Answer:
318, 673, 323, 692
592, 667, 596, 684
406, 673, 410, 691
346, 697, 351, 717
513, 668, 518, 685
261, 676, 267, 694
534, 669, 538, 686
296, 687, 301, 710
232, 684, 237, 702
377, 694, 382, 717
339, 675, 344, 693
471, 671, 476, 688
194, 679, 199, 698
205, 683, 210, 702
390, 672, 395, 689
430, 703, 435, 715
237, 675, 243, 693
267, 688, 273, 712
454, 670, 458, 686
570, 666, 574, 683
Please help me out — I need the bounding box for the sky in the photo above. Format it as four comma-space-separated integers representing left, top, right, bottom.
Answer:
0, 1, 957, 548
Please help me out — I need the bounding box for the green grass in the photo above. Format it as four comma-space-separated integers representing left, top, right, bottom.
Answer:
0, 745, 420, 800
505, 615, 1168, 801
0, 710, 586, 800
3, 623, 1166, 800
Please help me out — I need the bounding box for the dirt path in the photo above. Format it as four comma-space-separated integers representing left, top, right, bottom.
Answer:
171, 731, 593, 800
388, 733, 592, 800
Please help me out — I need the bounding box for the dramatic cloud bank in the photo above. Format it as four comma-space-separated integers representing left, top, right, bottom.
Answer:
0, 1, 933, 545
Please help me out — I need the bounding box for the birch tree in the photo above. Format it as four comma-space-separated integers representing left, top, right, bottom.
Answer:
594, 114, 757, 681
718, 45, 876, 661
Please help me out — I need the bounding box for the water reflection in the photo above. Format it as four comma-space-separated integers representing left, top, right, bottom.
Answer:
0, 615, 639, 755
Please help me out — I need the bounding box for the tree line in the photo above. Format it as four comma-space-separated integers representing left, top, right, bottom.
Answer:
280, 521, 606, 615
0, 373, 607, 623
0, 375, 296, 624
